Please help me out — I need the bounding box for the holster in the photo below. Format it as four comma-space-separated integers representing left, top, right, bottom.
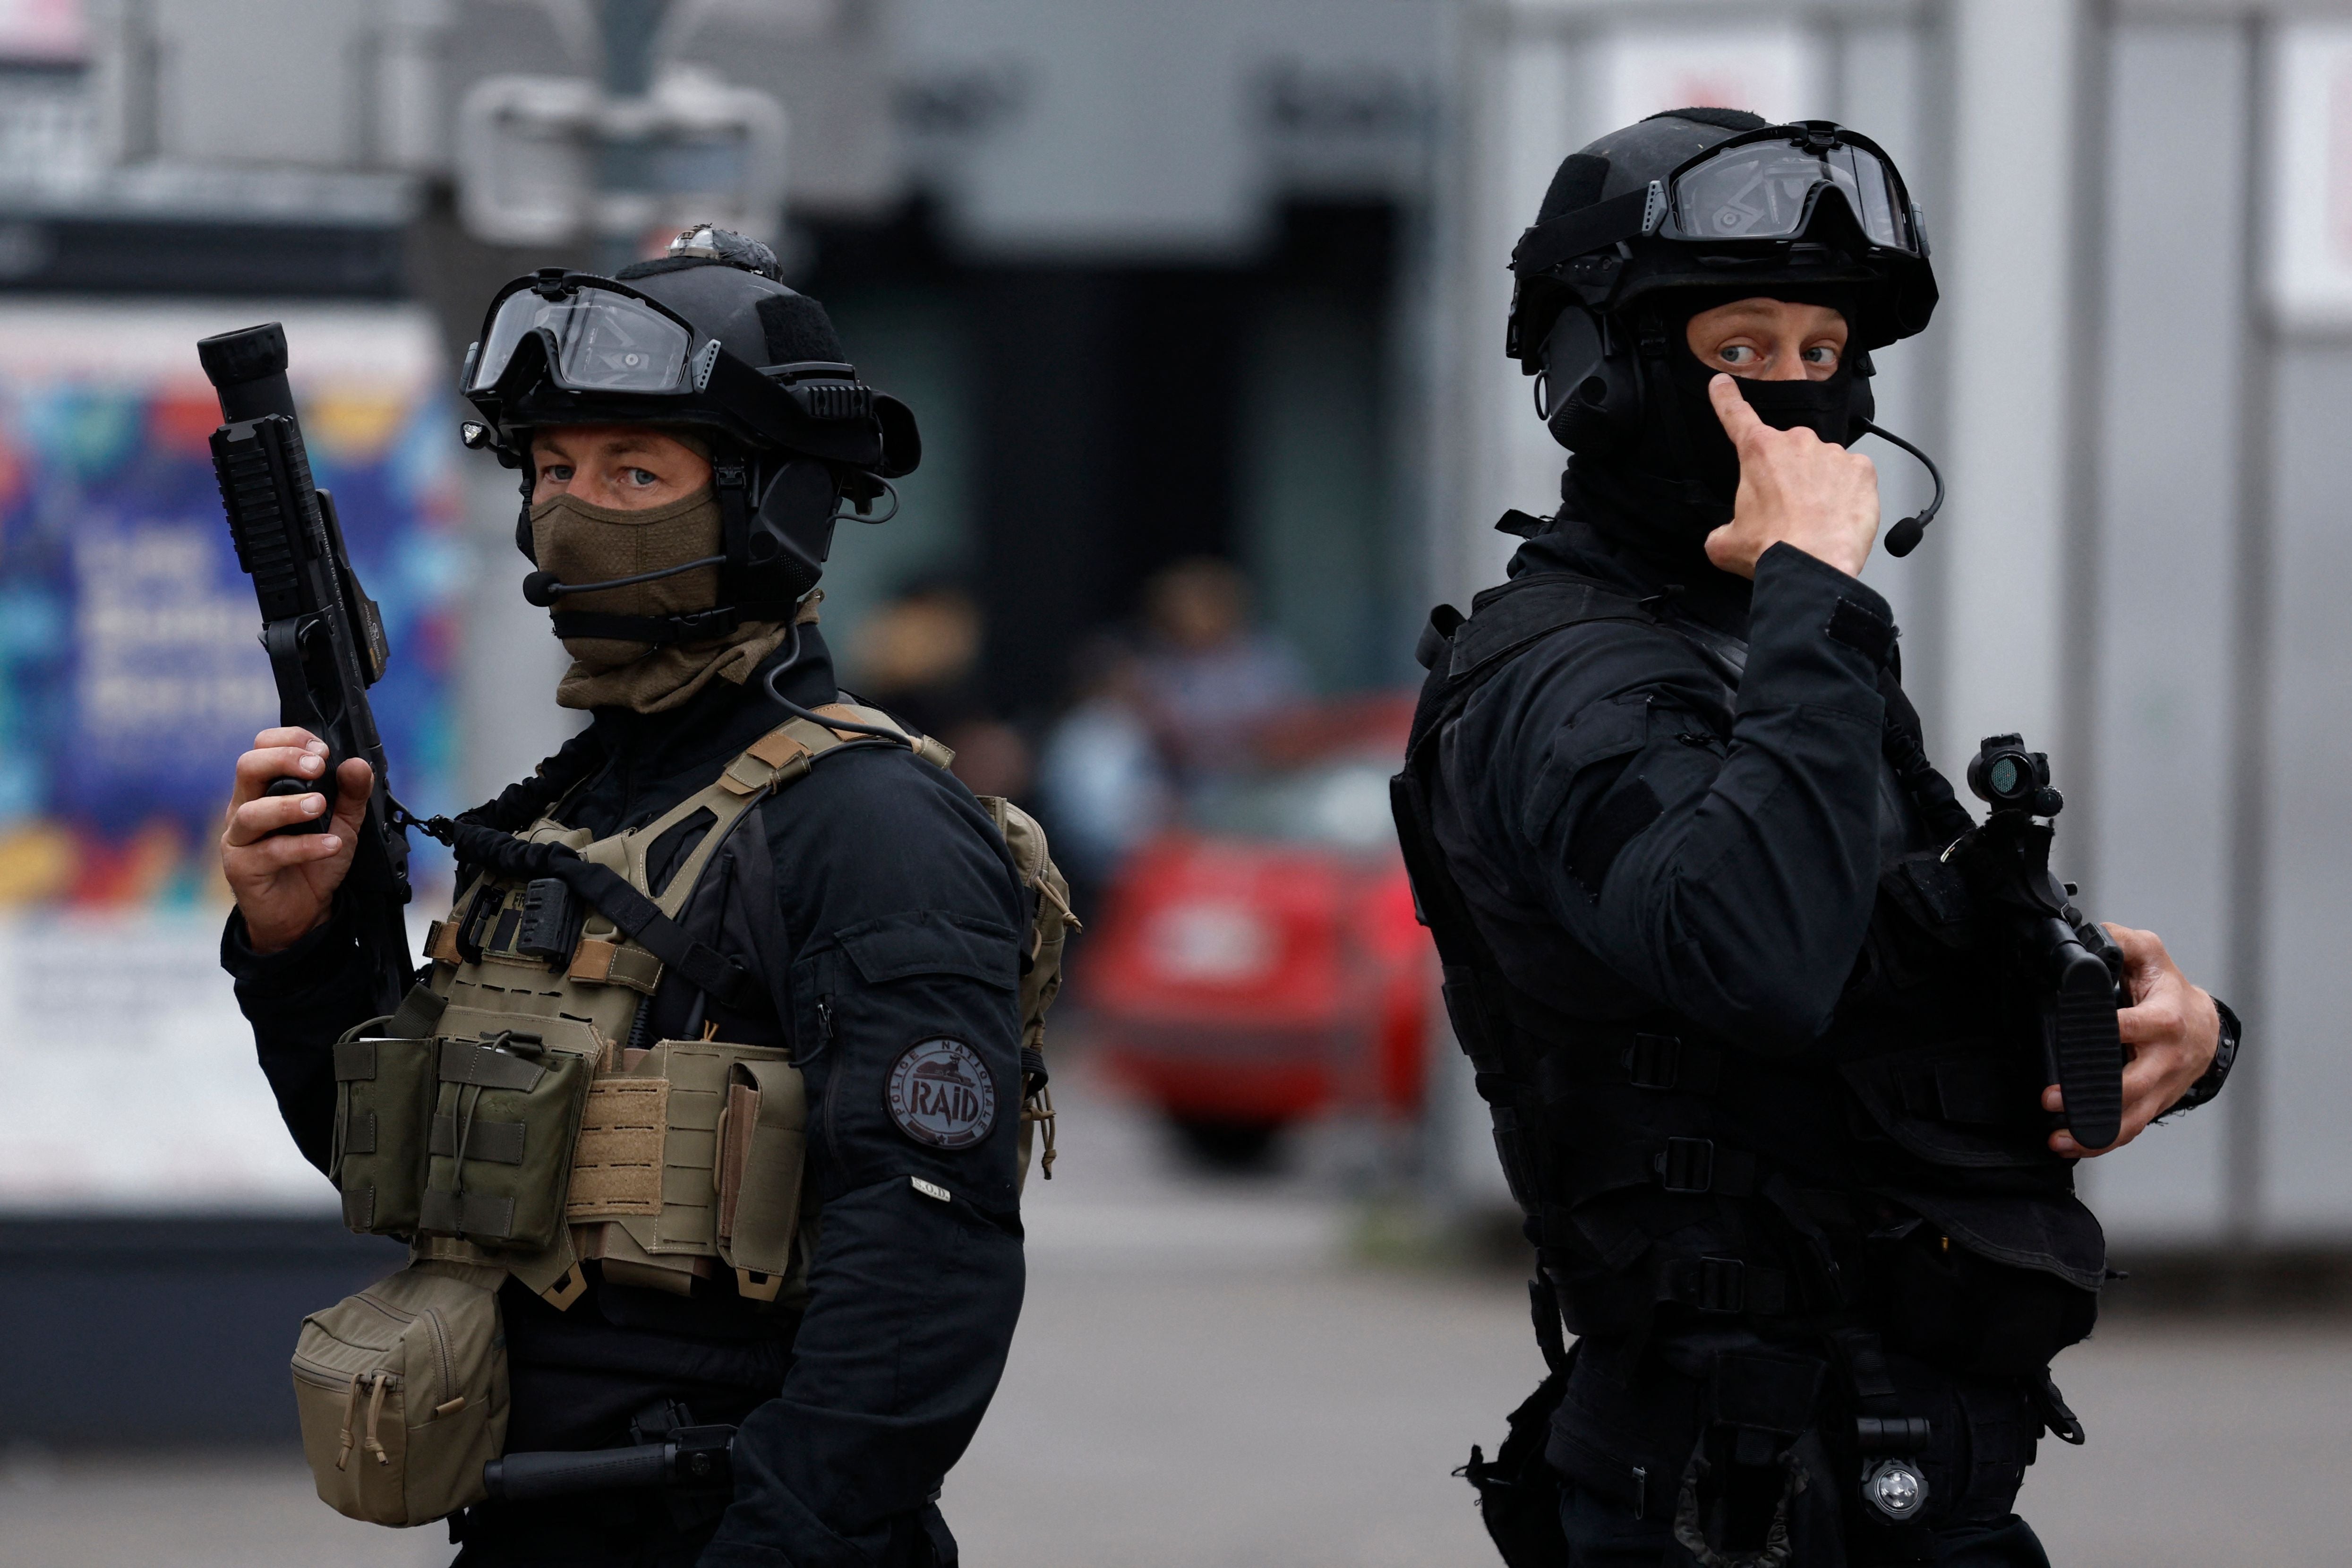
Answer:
1463, 1369, 1571, 1568
1664, 1350, 1844, 1568
1461, 1283, 1574, 1568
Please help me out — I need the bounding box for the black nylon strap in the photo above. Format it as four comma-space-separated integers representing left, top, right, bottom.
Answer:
1530, 1278, 1570, 1373
560, 858, 749, 1005
424, 816, 751, 1009
1511, 189, 1652, 278
1535, 1031, 1726, 1098
1572, 1138, 1759, 1199
548, 601, 794, 647
1659, 1255, 1789, 1315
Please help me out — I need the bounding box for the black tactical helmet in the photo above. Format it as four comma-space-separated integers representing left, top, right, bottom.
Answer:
1508, 108, 1938, 461
461, 224, 921, 638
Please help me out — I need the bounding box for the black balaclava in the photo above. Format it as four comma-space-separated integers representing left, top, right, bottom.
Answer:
1562, 283, 1861, 588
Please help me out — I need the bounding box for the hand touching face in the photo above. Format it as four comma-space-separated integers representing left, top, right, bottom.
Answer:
1685, 297, 1850, 383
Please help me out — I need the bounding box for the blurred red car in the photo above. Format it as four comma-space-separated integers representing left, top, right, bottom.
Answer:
1083, 695, 1433, 1163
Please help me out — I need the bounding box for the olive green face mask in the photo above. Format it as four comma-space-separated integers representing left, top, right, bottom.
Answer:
528, 486, 793, 714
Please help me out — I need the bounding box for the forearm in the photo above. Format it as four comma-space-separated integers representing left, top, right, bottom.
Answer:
220, 903, 381, 1172
1557, 547, 1895, 1047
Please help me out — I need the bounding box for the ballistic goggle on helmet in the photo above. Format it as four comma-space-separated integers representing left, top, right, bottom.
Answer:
461, 228, 922, 634
1506, 116, 1938, 368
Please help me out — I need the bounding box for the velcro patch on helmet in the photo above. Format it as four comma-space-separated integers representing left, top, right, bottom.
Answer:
886, 1039, 997, 1150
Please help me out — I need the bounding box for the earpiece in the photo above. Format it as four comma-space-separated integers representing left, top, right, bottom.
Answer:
1539, 307, 1639, 455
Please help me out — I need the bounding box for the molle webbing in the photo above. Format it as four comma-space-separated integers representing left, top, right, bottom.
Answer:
384, 705, 937, 1308
432, 817, 750, 1009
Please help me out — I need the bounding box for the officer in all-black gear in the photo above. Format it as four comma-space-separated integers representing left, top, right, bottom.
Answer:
220, 227, 1032, 1567
1391, 111, 2243, 1566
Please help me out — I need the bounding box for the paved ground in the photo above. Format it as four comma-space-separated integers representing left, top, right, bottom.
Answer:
6, 1064, 2347, 1567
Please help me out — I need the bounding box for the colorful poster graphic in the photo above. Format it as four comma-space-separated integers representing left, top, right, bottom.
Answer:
0, 301, 463, 910
0, 300, 462, 1212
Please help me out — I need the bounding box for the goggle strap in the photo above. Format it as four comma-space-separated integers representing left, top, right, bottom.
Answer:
715, 447, 753, 603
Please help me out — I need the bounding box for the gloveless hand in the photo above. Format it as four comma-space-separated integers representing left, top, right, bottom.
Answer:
221, 726, 374, 955
1702, 374, 1881, 580
2043, 924, 2222, 1157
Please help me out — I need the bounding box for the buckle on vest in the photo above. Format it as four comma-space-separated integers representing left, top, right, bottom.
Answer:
1655, 1137, 1714, 1194
1626, 1034, 1682, 1090
1696, 1255, 1745, 1313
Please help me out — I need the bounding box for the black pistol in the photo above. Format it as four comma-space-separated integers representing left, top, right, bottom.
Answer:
1952, 734, 2127, 1152
200, 322, 415, 1013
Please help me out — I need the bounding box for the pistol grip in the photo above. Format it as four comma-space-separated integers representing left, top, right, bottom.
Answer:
2046, 983, 2125, 1152
264, 775, 330, 836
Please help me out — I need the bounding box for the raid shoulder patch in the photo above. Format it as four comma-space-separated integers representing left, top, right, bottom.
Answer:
885, 1038, 997, 1150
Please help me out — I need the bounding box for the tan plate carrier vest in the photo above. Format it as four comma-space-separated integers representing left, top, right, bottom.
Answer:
326, 704, 1073, 1313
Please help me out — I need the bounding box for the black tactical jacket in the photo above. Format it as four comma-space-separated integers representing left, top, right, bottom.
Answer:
1411, 509, 2237, 1520
223, 628, 1028, 1568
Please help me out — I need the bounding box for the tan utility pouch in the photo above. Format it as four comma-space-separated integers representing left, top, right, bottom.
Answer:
419, 1011, 602, 1253
979, 795, 1079, 1188
566, 1040, 807, 1303
290, 1260, 507, 1527
715, 1056, 807, 1302
331, 1020, 438, 1236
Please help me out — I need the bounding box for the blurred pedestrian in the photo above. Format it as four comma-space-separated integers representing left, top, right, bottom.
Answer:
850, 578, 1033, 799
1132, 556, 1307, 785
1037, 633, 1172, 900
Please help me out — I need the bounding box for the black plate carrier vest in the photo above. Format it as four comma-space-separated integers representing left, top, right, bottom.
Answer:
1389, 572, 2106, 1377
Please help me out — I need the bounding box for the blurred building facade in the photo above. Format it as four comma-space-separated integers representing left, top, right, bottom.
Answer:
0, 0, 1451, 794
4, 0, 2352, 1449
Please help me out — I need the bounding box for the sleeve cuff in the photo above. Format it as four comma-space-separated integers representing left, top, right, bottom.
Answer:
2168, 995, 2241, 1114
220, 905, 363, 1002
1742, 544, 1899, 711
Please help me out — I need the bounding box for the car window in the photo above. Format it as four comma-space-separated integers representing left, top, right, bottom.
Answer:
1187, 759, 1396, 852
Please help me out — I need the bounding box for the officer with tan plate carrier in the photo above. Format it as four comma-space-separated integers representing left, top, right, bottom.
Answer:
213, 226, 1069, 1568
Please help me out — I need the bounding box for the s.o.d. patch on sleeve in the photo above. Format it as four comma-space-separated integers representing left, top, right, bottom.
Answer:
885, 1038, 997, 1149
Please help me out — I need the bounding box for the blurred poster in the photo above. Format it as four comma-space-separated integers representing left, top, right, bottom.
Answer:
2271, 22, 2352, 332
0, 0, 84, 63
0, 300, 462, 1212
1594, 22, 1826, 133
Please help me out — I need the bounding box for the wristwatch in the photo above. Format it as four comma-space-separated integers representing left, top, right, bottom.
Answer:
2164, 996, 2241, 1115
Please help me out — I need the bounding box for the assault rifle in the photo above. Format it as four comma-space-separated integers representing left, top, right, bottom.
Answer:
1948, 734, 2127, 1151
200, 322, 416, 1014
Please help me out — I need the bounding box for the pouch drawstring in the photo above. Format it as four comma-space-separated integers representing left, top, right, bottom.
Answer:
335, 1373, 363, 1471
1025, 1083, 1058, 1179
336, 1370, 394, 1471
451, 1082, 485, 1220
361, 1370, 392, 1466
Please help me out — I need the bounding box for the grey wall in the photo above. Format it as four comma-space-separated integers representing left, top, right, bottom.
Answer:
2260, 342, 2352, 1239
2073, 23, 2249, 1242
